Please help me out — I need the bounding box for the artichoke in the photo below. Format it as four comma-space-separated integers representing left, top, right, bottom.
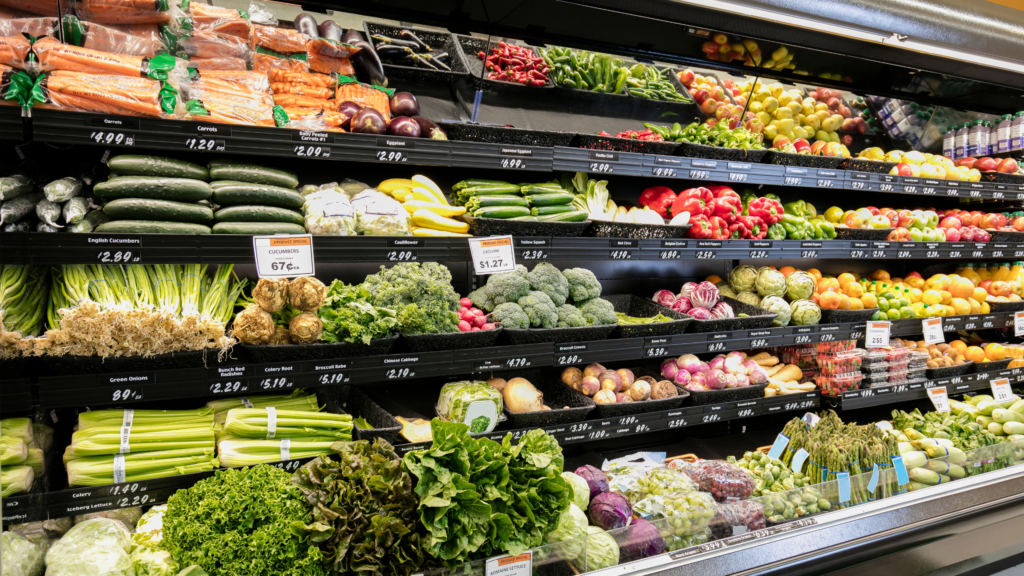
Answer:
760, 295, 792, 326
728, 265, 758, 293
785, 271, 816, 301
736, 291, 760, 306
755, 268, 787, 298
718, 284, 738, 299
790, 299, 822, 326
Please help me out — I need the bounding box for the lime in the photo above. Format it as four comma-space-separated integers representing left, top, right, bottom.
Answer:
878, 298, 889, 312
887, 308, 901, 320
899, 306, 915, 319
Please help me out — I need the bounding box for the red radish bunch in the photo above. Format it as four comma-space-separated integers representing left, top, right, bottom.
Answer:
458, 297, 498, 332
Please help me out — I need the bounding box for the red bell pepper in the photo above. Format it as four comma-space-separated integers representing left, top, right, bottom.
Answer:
728, 221, 747, 239
670, 187, 713, 218
747, 197, 783, 225
707, 184, 740, 201
738, 215, 766, 239
708, 216, 729, 239
686, 214, 712, 239
638, 186, 676, 218
712, 195, 742, 223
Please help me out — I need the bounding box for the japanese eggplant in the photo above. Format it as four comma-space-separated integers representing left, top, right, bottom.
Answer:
344, 29, 387, 87
318, 20, 343, 42
293, 12, 319, 37
399, 29, 432, 52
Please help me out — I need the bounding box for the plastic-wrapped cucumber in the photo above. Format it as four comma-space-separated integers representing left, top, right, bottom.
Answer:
2, 221, 30, 233
69, 210, 111, 233
1, 193, 44, 224
43, 177, 82, 203
0, 175, 32, 201
37, 222, 60, 233
36, 199, 64, 228
63, 197, 92, 224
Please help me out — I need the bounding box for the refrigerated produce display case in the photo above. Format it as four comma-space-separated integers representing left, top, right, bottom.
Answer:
8, 0, 1024, 575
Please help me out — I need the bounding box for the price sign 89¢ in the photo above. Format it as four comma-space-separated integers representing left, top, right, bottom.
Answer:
468, 236, 516, 275
253, 235, 315, 278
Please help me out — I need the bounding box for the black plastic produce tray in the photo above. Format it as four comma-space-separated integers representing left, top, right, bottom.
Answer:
981, 172, 1024, 184
761, 150, 844, 168
459, 215, 591, 237
42, 349, 211, 375
578, 366, 689, 417
604, 294, 692, 338
819, 308, 879, 323
835, 227, 893, 240
439, 122, 576, 147
456, 35, 553, 92
237, 335, 399, 363
572, 133, 680, 155
501, 323, 618, 345
971, 358, 1012, 373
925, 361, 973, 380
685, 383, 768, 406
675, 142, 768, 162
685, 296, 778, 333
985, 299, 1024, 312
840, 158, 897, 174
363, 21, 470, 83
494, 368, 596, 428
346, 387, 402, 444
401, 328, 502, 352
584, 219, 691, 239
987, 230, 1024, 243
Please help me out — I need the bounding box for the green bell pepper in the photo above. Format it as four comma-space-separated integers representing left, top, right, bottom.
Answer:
740, 190, 758, 215
783, 200, 807, 219
764, 193, 782, 203
780, 214, 812, 240
813, 220, 836, 240
767, 223, 786, 240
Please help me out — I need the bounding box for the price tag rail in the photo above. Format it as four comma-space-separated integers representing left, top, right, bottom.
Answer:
825, 369, 1024, 410
1, 378, 34, 417
0, 105, 24, 144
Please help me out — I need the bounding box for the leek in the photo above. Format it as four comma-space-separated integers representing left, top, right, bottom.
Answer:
1, 435, 28, 465
1, 417, 34, 442
1, 465, 34, 496
223, 409, 353, 439
76, 408, 214, 430
206, 392, 321, 426
66, 448, 218, 487
65, 424, 216, 460
217, 439, 341, 467
24, 447, 44, 477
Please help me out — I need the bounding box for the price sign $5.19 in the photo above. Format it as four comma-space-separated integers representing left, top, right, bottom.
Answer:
252, 235, 315, 278
991, 378, 1014, 404
865, 321, 891, 349
468, 236, 516, 275
922, 318, 944, 345
928, 386, 950, 413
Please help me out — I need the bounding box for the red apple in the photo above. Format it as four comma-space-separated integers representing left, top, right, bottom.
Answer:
705, 118, 718, 127
838, 106, 851, 118
998, 158, 1019, 173
883, 209, 898, 227
960, 226, 975, 241
707, 52, 720, 61
907, 271, 922, 279
980, 213, 1000, 229
887, 227, 911, 241
819, 88, 832, 101
841, 134, 854, 146
841, 119, 858, 132
730, 116, 744, 129
808, 91, 818, 100
692, 89, 709, 104
827, 97, 841, 109
944, 227, 961, 242
976, 157, 998, 172
959, 157, 978, 170
896, 163, 914, 177
980, 280, 993, 291
939, 216, 962, 229
974, 228, 991, 242
715, 105, 730, 120
793, 139, 811, 154
702, 41, 720, 54
898, 210, 915, 228
679, 69, 696, 85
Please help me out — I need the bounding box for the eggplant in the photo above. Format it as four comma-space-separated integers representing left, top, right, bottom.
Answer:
432, 51, 450, 63
343, 28, 364, 45
422, 54, 451, 72
408, 53, 439, 70
371, 34, 421, 50
293, 12, 319, 37
344, 29, 387, 87
319, 20, 343, 42
350, 108, 388, 134
387, 116, 421, 138
399, 29, 432, 52
336, 100, 363, 130
375, 44, 414, 59
412, 116, 447, 140
389, 92, 419, 117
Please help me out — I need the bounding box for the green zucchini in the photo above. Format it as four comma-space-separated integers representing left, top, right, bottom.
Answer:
212, 183, 305, 210
538, 210, 588, 222
510, 216, 538, 221
95, 220, 212, 234
458, 185, 520, 196
208, 163, 298, 188
212, 222, 305, 235
452, 179, 514, 191
94, 177, 212, 202
520, 184, 568, 195
526, 192, 574, 206
214, 205, 304, 226
103, 198, 213, 224
470, 206, 531, 219
531, 205, 576, 216
108, 155, 209, 181
466, 195, 529, 208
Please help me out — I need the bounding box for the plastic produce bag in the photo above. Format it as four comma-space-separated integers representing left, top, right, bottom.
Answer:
632, 489, 716, 532
0, 175, 33, 201
672, 459, 756, 502
63, 17, 166, 57
43, 177, 82, 203
175, 30, 251, 61
436, 380, 503, 433
35, 199, 63, 228
186, 57, 247, 71
0, 33, 32, 71
45, 519, 132, 576
1, 531, 44, 576
74, 507, 142, 531
709, 499, 766, 539
303, 190, 356, 236
0, 0, 56, 17
3, 221, 30, 232
174, 2, 249, 38
610, 467, 699, 504
63, 197, 92, 224
351, 188, 411, 236
76, 0, 170, 25
32, 36, 186, 78
1, 193, 42, 224
32, 71, 182, 118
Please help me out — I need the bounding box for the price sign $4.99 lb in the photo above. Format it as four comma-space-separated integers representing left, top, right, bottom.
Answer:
253, 235, 316, 278
469, 236, 517, 275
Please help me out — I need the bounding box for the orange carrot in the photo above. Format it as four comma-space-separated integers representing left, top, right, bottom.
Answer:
250, 24, 307, 55
270, 82, 332, 99
177, 30, 249, 60
34, 36, 150, 76
252, 53, 308, 74
44, 71, 166, 116
0, 0, 57, 16
81, 20, 163, 56
186, 3, 248, 38
0, 35, 30, 70
187, 57, 247, 71
77, 0, 169, 24
333, 82, 390, 121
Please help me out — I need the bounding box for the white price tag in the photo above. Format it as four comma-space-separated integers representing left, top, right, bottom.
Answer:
485, 552, 531, 576
253, 235, 315, 278
469, 236, 517, 275
922, 318, 944, 345
1017, 311, 1024, 337
991, 378, 1014, 404
928, 386, 950, 413
865, 321, 891, 348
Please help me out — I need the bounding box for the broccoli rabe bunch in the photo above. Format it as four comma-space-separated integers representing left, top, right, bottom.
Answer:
361, 262, 460, 334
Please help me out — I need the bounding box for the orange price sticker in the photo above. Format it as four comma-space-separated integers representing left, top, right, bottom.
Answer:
253, 234, 315, 278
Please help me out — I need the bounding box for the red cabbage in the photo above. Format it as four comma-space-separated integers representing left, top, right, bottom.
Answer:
575, 465, 609, 500
689, 281, 719, 309
687, 307, 713, 320
620, 518, 665, 562
652, 289, 676, 307
589, 491, 632, 530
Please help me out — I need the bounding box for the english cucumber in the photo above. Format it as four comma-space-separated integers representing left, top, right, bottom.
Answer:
108, 155, 209, 181
214, 205, 304, 226
69, 210, 111, 233
103, 198, 214, 224
208, 163, 298, 188
95, 220, 212, 234
212, 222, 306, 235
94, 177, 212, 202
212, 183, 305, 210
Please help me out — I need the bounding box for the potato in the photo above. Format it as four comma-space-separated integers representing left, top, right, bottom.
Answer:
561, 367, 583, 390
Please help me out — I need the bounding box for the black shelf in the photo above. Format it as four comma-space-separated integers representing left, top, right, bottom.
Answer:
825, 366, 1024, 410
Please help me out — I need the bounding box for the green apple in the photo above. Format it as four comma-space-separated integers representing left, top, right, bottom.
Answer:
868, 215, 891, 229
909, 228, 924, 241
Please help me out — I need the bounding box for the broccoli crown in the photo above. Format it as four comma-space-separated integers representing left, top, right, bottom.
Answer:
555, 304, 587, 328
491, 302, 530, 330
362, 263, 460, 334
527, 263, 569, 306
563, 268, 602, 303
466, 287, 495, 312
517, 291, 558, 329
484, 268, 530, 305
580, 298, 617, 326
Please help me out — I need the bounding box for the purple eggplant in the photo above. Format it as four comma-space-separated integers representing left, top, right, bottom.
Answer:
411, 116, 447, 140
318, 20, 343, 42
342, 29, 387, 87
293, 13, 318, 38
336, 100, 363, 130
389, 92, 419, 117
387, 116, 421, 138
350, 108, 387, 134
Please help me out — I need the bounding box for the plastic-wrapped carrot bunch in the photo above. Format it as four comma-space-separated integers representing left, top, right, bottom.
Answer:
250, 23, 309, 74
332, 75, 392, 121
0, 0, 57, 17
32, 35, 187, 79
182, 69, 281, 126
29, 70, 182, 117
304, 36, 357, 76
173, 2, 253, 38
61, 15, 167, 57
0, 64, 34, 107
0, 18, 56, 74
76, 0, 171, 25
173, 30, 250, 62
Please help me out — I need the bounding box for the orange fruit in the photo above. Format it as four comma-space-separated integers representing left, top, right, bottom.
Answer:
951, 298, 971, 316
779, 266, 796, 277
844, 282, 864, 298
871, 269, 891, 281
837, 294, 852, 310
985, 343, 1007, 361
838, 273, 856, 288
817, 277, 840, 294
948, 276, 975, 299
950, 340, 967, 354
849, 297, 864, 310
707, 274, 723, 283
965, 346, 986, 363
861, 293, 878, 309
973, 287, 989, 303
807, 268, 822, 282
819, 291, 840, 310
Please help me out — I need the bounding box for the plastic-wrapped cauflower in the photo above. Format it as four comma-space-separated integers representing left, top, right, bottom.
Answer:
689, 281, 719, 309
711, 302, 734, 319
687, 307, 713, 320
652, 290, 676, 307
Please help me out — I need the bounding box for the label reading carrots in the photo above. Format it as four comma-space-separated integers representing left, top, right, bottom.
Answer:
485, 552, 531, 576
469, 236, 516, 275
253, 234, 315, 278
